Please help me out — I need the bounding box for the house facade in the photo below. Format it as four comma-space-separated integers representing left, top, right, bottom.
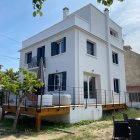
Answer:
20, 4, 126, 105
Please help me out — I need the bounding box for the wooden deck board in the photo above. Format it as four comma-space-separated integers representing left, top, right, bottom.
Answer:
102, 103, 127, 111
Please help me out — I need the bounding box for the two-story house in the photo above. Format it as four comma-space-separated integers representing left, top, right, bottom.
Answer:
20, 4, 126, 107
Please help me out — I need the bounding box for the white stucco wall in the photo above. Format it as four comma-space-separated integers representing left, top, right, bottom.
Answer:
45, 105, 102, 123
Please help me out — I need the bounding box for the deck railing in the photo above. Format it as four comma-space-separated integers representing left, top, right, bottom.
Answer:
0, 86, 128, 111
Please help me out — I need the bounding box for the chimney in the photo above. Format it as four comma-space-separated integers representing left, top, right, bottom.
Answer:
104, 8, 109, 16
123, 45, 132, 51
63, 7, 69, 19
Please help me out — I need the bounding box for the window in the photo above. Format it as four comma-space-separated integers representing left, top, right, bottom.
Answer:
114, 79, 120, 93
48, 72, 66, 91
51, 37, 66, 56
110, 29, 118, 38
87, 41, 96, 56
37, 46, 45, 66
84, 75, 96, 99
112, 52, 118, 64
54, 73, 63, 90
26, 52, 32, 64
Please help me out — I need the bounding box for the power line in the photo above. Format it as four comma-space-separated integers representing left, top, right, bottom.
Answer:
0, 34, 21, 43
0, 54, 19, 60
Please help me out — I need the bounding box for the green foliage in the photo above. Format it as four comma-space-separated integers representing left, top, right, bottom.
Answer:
20, 68, 44, 94
97, 0, 124, 6
31, 0, 124, 17
0, 68, 43, 95
32, 0, 46, 17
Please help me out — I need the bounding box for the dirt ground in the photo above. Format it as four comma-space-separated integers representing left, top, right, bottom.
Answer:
0, 121, 113, 140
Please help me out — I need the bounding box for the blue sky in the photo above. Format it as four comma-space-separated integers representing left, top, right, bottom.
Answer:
0, 0, 140, 71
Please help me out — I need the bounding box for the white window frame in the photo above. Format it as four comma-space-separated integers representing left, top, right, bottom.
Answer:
84, 75, 96, 99
54, 73, 63, 91
57, 40, 65, 55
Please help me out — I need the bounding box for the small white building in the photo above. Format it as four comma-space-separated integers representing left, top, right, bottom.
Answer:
19, 4, 126, 121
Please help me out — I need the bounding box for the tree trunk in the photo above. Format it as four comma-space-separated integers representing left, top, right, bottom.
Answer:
12, 93, 27, 131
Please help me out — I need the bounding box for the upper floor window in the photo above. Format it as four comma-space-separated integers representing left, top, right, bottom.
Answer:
51, 37, 66, 56
87, 41, 96, 56
110, 29, 118, 38
112, 52, 118, 64
37, 46, 45, 66
26, 52, 32, 64
114, 78, 120, 93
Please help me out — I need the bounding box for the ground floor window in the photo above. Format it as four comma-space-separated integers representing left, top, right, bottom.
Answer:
48, 72, 66, 91
84, 75, 96, 99
114, 78, 120, 93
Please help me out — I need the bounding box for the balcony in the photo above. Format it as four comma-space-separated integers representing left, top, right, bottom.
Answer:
25, 56, 47, 70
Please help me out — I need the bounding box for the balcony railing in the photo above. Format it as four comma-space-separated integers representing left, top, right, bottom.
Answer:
26, 56, 47, 69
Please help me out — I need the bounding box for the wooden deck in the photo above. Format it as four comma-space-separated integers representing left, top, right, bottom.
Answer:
102, 103, 127, 111
2, 103, 127, 131
2, 104, 70, 131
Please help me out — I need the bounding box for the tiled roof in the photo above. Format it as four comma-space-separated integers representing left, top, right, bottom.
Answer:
127, 86, 140, 93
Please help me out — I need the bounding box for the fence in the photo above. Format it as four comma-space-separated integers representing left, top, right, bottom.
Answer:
127, 92, 140, 108
0, 86, 128, 111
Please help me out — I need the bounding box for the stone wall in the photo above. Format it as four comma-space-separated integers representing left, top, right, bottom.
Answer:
124, 46, 140, 86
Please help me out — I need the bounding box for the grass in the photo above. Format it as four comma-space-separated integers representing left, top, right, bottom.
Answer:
102, 108, 140, 121
0, 108, 140, 139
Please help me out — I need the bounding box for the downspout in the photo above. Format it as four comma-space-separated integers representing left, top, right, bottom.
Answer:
104, 8, 112, 103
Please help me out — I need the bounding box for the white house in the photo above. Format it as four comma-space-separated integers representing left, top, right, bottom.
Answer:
20, 4, 126, 108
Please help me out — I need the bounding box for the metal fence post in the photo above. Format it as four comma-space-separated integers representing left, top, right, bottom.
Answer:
124, 92, 127, 105
16, 95, 18, 110
105, 90, 106, 107
40, 88, 43, 111
112, 90, 114, 107
59, 86, 61, 110
73, 87, 75, 110
119, 92, 120, 106
36, 94, 38, 112
96, 89, 97, 108
8, 91, 10, 109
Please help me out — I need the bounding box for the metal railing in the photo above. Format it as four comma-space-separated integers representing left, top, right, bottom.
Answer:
127, 92, 140, 108
26, 56, 47, 69
1, 86, 128, 112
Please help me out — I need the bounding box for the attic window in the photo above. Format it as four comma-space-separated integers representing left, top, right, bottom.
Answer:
110, 29, 118, 38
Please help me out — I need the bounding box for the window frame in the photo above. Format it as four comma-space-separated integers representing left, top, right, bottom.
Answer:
51, 37, 66, 56
113, 78, 120, 93
110, 28, 118, 38
86, 41, 96, 56
84, 74, 96, 99
57, 40, 65, 54
54, 73, 63, 91
112, 51, 119, 65
26, 52, 32, 64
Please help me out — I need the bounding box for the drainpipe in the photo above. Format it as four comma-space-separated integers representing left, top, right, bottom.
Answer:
104, 8, 112, 103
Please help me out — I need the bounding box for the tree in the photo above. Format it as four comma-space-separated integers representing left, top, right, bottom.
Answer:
32, 0, 46, 17
0, 68, 43, 131
97, 0, 124, 6
32, 0, 124, 17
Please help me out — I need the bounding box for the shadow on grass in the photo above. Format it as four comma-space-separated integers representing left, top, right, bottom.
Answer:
0, 115, 75, 139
